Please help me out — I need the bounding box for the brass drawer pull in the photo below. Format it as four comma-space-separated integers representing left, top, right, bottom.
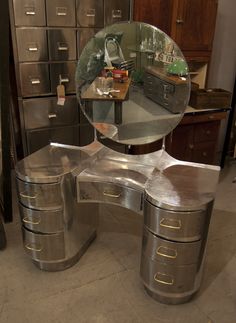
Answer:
48, 113, 57, 119
23, 217, 41, 225
58, 44, 68, 51
160, 218, 181, 230
25, 243, 42, 252
112, 10, 122, 18
20, 191, 38, 199
86, 9, 96, 17
25, 9, 36, 16
103, 190, 121, 198
56, 7, 67, 16
176, 19, 184, 24
28, 45, 38, 52
59, 75, 69, 84
154, 272, 174, 285
30, 78, 41, 85
156, 246, 177, 259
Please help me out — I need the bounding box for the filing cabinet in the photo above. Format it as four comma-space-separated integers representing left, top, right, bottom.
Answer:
10, 0, 131, 155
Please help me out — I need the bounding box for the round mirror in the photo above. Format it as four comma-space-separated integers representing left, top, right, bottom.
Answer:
76, 22, 190, 149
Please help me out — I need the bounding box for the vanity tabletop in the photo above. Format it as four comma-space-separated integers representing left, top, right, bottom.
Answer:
81, 77, 131, 101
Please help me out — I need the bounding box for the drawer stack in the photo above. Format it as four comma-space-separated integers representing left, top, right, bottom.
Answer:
10, 0, 131, 155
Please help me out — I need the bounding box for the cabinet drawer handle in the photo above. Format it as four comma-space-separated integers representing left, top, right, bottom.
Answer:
20, 191, 38, 199
202, 152, 207, 157
208, 115, 215, 119
59, 75, 69, 84
176, 19, 184, 24
23, 217, 41, 225
160, 218, 181, 230
154, 272, 174, 285
28, 45, 38, 52
86, 9, 95, 17
206, 130, 211, 135
48, 113, 57, 119
25, 243, 42, 252
156, 246, 178, 259
103, 190, 121, 198
25, 9, 36, 16
112, 10, 122, 18
189, 144, 194, 149
30, 78, 41, 85
57, 43, 68, 51
56, 7, 67, 16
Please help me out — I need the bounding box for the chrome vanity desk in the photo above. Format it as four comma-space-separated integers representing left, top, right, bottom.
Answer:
15, 22, 220, 305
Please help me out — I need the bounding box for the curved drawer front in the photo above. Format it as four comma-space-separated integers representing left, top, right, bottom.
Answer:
144, 200, 205, 242
19, 203, 64, 233
17, 179, 62, 210
23, 227, 65, 261
141, 254, 198, 294
142, 227, 201, 265
79, 181, 143, 213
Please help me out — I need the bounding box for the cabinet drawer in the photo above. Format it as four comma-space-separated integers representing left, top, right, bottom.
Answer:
19, 203, 64, 233
16, 179, 62, 210
79, 181, 143, 212
22, 96, 78, 130
25, 124, 80, 154
142, 227, 201, 265
144, 200, 205, 242
48, 29, 77, 61
46, 0, 76, 26
23, 227, 65, 261
104, 0, 130, 26
16, 28, 48, 62
19, 63, 50, 97
77, 28, 99, 57
50, 62, 76, 94
77, 0, 104, 27
141, 254, 197, 294
13, 0, 46, 26
192, 141, 216, 164
194, 121, 220, 143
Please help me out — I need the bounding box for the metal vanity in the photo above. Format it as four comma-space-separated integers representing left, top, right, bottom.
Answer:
15, 21, 220, 305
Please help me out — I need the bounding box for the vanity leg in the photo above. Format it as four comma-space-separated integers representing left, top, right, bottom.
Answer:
114, 102, 122, 124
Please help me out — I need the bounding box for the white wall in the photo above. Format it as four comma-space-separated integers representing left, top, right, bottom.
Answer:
207, 0, 236, 92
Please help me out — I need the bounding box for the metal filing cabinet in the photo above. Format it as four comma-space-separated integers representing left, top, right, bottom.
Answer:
10, 0, 131, 155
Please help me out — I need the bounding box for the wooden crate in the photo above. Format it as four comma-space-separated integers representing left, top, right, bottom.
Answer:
190, 88, 232, 109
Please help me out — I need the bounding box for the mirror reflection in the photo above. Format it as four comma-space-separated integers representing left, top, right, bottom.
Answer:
76, 22, 190, 146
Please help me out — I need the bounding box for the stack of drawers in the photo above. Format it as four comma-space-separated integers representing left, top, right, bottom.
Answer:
10, 0, 131, 155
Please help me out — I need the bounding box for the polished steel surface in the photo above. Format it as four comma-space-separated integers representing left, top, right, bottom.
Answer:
50, 62, 76, 94
76, 21, 190, 148
76, 0, 104, 28
46, 0, 76, 27
16, 28, 48, 62
142, 226, 201, 265
48, 29, 77, 61
22, 96, 79, 130
104, 0, 130, 26
13, 0, 46, 26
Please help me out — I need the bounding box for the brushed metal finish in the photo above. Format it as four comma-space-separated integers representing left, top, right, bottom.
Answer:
76, 0, 104, 28
23, 227, 65, 261
142, 226, 201, 265
19, 203, 64, 233
50, 62, 76, 94
48, 29, 77, 61
25, 124, 80, 154
13, 0, 46, 26
77, 28, 99, 57
17, 179, 62, 210
46, 0, 76, 27
144, 200, 206, 242
79, 181, 143, 213
22, 96, 79, 130
104, 0, 130, 26
19, 63, 50, 97
16, 28, 48, 62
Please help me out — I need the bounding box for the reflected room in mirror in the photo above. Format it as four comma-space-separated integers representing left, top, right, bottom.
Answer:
76, 22, 190, 150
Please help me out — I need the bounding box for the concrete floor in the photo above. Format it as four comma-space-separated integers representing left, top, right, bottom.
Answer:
0, 159, 236, 323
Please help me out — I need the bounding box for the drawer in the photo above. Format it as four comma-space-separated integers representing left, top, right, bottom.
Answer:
25, 124, 80, 154
77, 28, 99, 57
144, 200, 205, 242
13, 0, 46, 26
46, 0, 76, 26
19, 63, 50, 97
48, 29, 77, 61
19, 203, 64, 233
16, 28, 48, 62
79, 181, 143, 213
76, 0, 104, 28
50, 62, 76, 94
191, 141, 216, 165
104, 0, 130, 26
194, 121, 220, 143
22, 96, 79, 130
142, 227, 201, 265
16, 178, 62, 210
23, 227, 65, 261
140, 253, 198, 294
